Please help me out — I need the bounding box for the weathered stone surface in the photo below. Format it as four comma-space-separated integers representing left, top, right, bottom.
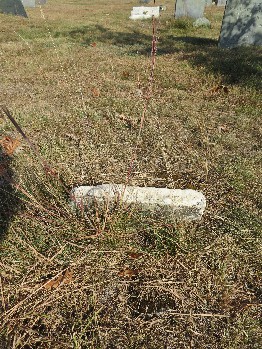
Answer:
130, 6, 160, 20
21, 0, 47, 7
217, 0, 227, 6
71, 184, 206, 221
193, 17, 211, 27
0, 0, 27, 17
175, 0, 206, 19
205, 0, 213, 5
21, 0, 35, 8
219, 0, 262, 48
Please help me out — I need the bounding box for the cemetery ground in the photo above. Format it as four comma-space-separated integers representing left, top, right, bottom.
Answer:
0, 1, 261, 348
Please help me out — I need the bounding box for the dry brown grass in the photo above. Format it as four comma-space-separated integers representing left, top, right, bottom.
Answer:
0, 1, 261, 348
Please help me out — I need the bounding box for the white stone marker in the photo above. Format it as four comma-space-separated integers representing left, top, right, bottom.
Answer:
217, 0, 227, 6
71, 184, 206, 221
175, 0, 206, 19
130, 6, 160, 20
21, 0, 35, 7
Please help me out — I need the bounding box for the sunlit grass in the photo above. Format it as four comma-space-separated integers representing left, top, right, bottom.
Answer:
0, 1, 261, 348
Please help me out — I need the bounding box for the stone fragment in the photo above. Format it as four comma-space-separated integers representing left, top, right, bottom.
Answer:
71, 184, 206, 221
159, 5, 167, 11
219, 0, 262, 48
193, 17, 211, 27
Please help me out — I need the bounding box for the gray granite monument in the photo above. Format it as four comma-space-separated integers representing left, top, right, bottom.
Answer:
0, 0, 27, 17
175, 0, 206, 19
219, 0, 262, 48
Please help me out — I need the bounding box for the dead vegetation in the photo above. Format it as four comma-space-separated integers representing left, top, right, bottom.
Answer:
0, 1, 261, 348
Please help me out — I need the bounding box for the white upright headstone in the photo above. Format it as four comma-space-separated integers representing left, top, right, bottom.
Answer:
217, 0, 227, 6
21, 0, 35, 7
175, 0, 206, 19
219, 0, 262, 48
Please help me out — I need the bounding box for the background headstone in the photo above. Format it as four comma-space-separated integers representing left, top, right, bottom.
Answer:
219, 0, 262, 48
217, 0, 227, 6
175, 0, 206, 19
21, 0, 35, 7
206, 0, 213, 5
0, 0, 27, 17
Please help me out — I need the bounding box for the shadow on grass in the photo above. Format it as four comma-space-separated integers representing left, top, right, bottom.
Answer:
0, 151, 20, 241
164, 36, 262, 88
63, 24, 152, 50
57, 23, 262, 89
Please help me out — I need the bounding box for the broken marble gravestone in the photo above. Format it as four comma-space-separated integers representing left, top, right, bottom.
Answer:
0, 0, 27, 17
175, 0, 206, 19
71, 184, 206, 221
130, 6, 160, 20
219, 0, 262, 48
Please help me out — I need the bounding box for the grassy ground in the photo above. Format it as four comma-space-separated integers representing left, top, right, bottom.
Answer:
0, 1, 261, 348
